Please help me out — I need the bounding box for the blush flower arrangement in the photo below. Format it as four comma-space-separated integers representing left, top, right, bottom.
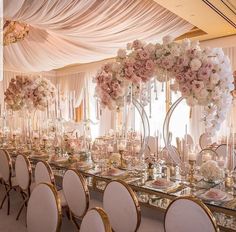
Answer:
94, 36, 234, 135
4, 75, 56, 111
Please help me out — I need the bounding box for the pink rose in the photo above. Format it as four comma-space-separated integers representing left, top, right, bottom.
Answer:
133, 61, 142, 69
138, 50, 150, 60
103, 63, 112, 72
145, 60, 154, 70
110, 91, 119, 99
161, 56, 174, 69
180, 85, 190, 97
198, 67, 211, 79
125, 67, 134, 77
111, 80, 120, 90
175, 74, 186, 83
130, 74, 141, 84
125, 59, 134, 67
104, 73, 112, 83
132, 40, 143, 50
192, 80, 204, 93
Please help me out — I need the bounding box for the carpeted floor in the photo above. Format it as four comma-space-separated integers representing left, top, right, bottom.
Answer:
0, 184, 164, 232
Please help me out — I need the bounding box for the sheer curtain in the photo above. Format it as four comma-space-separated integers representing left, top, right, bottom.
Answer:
4, 0, 192, 72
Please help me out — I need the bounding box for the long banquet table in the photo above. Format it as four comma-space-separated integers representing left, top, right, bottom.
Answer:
6, 149, 236, 232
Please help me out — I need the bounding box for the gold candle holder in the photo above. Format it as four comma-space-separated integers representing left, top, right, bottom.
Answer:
119, 150, 126, 169
225, 171, 234, 188
12, 134, 16, 148
188, 160, 196, 187
42, 139, 47, 150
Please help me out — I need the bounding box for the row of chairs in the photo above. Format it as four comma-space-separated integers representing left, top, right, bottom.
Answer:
0, 149, 219, 232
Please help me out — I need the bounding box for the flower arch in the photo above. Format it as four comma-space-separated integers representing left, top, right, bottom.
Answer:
94, 36, 234, 135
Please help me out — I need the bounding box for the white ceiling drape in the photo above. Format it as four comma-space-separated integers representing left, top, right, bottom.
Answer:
4, 0, 192, 72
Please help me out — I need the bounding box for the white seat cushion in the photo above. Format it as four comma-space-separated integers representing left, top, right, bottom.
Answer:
58, 190, 67, 207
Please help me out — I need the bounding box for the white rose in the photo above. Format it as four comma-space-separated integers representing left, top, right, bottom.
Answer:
170, 82, 179, 92
199, 89, 208, 99
162, 35, 174, 44
190, 58, 202, 71
117, 49, 126, 59
111, 62, 120, 72
186, 96, 197, 106
181, 38, 191, 50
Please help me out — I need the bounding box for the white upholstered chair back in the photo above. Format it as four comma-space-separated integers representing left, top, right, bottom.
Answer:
199, 133, 212, 149
27, 183, 61, 232
80, 207, 112, 232
147, 136, 156, 154
197, 149, 218, 166
103, 180, 141, 232
186, 134, 194, 148
62, 169, 89, 218
15, 154, 31, 191
215, 144, 227, 158
164, 196, 218, 232
35, 161, 55, 186
0, 149, 12, 183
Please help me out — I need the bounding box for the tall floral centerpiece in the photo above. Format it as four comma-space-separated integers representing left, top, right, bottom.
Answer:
4, 75, 56, 140
4, 75, 56, 112
94, 36, 234, 164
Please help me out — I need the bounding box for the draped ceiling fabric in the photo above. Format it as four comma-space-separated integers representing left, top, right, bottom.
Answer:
3, 0, 193, 72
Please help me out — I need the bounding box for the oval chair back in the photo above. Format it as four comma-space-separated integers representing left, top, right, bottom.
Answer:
0, 149, 12, 184
27, 183, 62, 232
103, 180, 141, 232
62, 169, 90, 229
80, 207, 112, 232
35, 161, 55, 186
164, 196, 219, 232
15, 154, 32, 193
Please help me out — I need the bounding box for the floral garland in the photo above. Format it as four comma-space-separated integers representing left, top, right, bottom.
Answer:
4, 75, 56, 111
94, 36, 234, 135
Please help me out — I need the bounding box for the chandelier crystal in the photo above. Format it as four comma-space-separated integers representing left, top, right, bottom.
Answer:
3, 20, 29, 46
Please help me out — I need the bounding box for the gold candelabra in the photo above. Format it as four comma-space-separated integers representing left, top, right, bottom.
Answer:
119, 150, 126, 169
188, 160, 196, 187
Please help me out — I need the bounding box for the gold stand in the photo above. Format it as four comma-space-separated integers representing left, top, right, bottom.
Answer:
188, 160, 196, 187
225, 171, 234, 188
119, 150, 126, 169
42, 139, 47, 150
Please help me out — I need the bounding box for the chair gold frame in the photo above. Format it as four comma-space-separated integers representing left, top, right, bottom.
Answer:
164, 195, 219, 232
199, 133, 212, 150
35, 160, 56, 186
0, 149, 18, 215
199, 148, 218, 161
104, 179, 141, 232
15, 154, 32, 220
215, 144, 227, 156
63, 169, 90, 230
27, 182, 62, 232
84, 207, 112, 232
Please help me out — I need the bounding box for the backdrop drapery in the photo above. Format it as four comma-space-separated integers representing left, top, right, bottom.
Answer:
3, 0, 192, 72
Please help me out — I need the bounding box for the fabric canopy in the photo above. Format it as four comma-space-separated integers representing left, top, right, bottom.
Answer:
4, 0, 192, 72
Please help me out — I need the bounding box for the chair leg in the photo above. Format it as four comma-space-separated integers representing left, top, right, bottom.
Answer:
7, 189, 11, 215
16, 198, 28, 220
0, 187, 11, 210
0, 192, 7, 209
71, 215, 81, 230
